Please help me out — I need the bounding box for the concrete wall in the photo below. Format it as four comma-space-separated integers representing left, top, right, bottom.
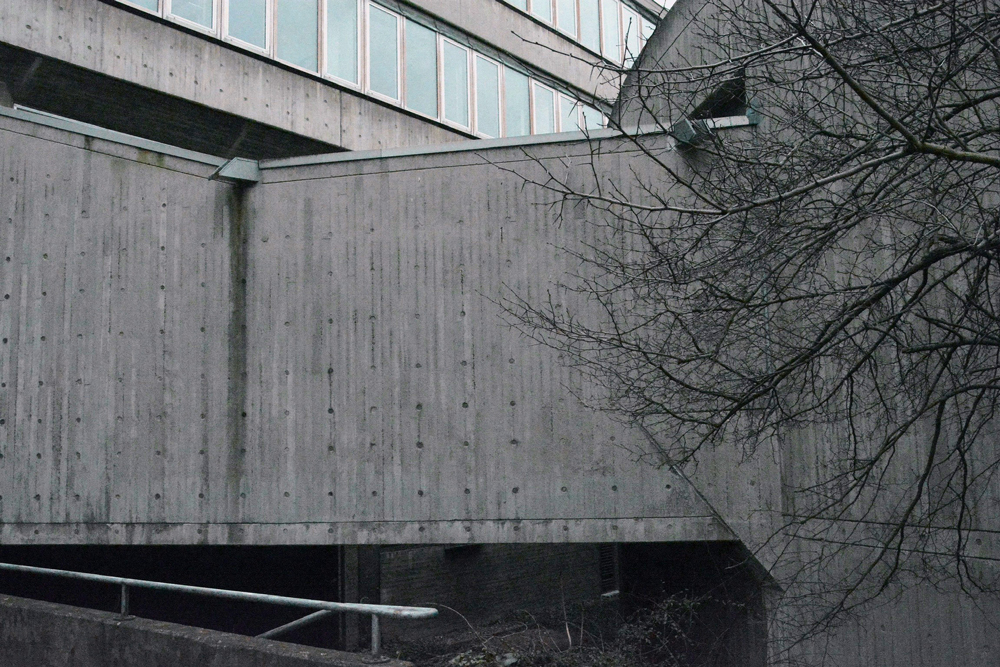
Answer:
0, 593, 411, 667
0, 103, 728, 546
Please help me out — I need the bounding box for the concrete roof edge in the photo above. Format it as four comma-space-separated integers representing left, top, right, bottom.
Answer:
0, 105, 227, 167
259, 114, 757, 170
259, 125, 673, 170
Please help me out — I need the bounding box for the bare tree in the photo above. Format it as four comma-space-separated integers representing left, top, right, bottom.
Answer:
505, 0, 1000, 661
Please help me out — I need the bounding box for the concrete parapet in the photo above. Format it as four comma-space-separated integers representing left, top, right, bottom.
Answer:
0, 594, 412, 667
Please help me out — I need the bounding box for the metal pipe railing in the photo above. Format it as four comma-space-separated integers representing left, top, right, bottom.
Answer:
0, 561, 436, 658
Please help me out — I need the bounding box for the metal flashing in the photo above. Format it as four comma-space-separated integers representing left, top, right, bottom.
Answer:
259, 124, 672, 170
211, 157, 262, 183
0, 105, 226, 167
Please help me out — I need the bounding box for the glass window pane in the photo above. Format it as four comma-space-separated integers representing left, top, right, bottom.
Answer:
327, 0, 359, 83
171, 0, 213, 27
228, 0, 266, 48
531, 0, 552, 23
276, 0, 318, 71
623, 9, 640, 65
556, 0, 576, 36
443, 42, 469, 126
129, 0, 160, 11
533, 84, 554, 134
602, 0, 620, 62
582, 104, 603, 130
641, 18, 656, 42
369, 6, 399, 99
579, 0, 600, 52
508, 0, 527, 9
504, 68, 530, 137
560, 95, 580, 132
476, 57, 500, 137
405, 21, 438, 117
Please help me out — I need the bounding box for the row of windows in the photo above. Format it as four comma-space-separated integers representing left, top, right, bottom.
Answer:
115, 0, 609, 138
501, 0, 655, 66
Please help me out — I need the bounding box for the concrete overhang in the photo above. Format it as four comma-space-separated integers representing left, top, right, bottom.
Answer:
0, 0, 469, 156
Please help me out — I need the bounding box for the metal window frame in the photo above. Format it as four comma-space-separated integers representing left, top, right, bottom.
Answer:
323, 0, 363, 89
366, 1, 403, 103
272, 0, 323, 74
621, 6, 639, 66
557, 93, 581, 133
473, 53, 503, 139
440, 36, 473, 131
401, 18, 440, 120
530, 80, 556, 135
164, 0, 220, 35
554, 0, 578, 40
116, 0, 163, 16
528, 0, 554, 24
501, 65, 532, 138
222, 0, 272, 57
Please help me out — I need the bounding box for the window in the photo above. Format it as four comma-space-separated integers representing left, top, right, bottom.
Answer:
475, 56, 501, 138
508, 0, 527, 9
579, 0, 600, 52
170, 0, 214, 28
504, 68, 530, 137
622, 8, 639, 66
443, 41, 471, 127
581, 104, 603, 130
560, 95, 580, 131
125, 0, 160, 11
641, 17, 655, 43
532, 83, 555, 134
530, 0, 552, 24
113, 0, 604, 139
227, 0, 266, 49
601, 0, 620, 62
276, 0, 318, 71
369, 5, 399, 100
405, 20, 437, 116
556, 0, 577, 37
327, 0, 359, 84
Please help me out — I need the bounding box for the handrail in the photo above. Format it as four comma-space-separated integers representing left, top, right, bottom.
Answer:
0, 561, 436, 658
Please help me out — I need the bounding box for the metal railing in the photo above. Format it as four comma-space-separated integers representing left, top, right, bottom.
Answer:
0, 561, 437, 660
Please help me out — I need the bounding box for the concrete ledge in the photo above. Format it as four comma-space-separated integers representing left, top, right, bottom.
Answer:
0, 594, 412, 667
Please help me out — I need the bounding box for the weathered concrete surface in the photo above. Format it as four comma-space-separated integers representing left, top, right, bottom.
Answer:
0, 0, 465, 152
0, 93, 731, 546
0, 593, 411, 667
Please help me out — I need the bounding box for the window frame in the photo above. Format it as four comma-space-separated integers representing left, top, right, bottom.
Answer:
558, 93, 581, 133
528, 0, 554, 25
222, 0, 271, 56
400, 18, 440, 121
164, 0, 219, 36
272, 0, 322, 73
621, 6, 640, 66
365, 1, 403, 104
322, 0, 363, 89
501, 65, 531, 138
472, 53, 503, 139
440, 36, 473, 131
117, 0, 162, 16
555, 0, 578, 40
530, 81, 557, 135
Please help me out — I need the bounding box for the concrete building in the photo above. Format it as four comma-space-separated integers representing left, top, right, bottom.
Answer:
0, 0, 995, 665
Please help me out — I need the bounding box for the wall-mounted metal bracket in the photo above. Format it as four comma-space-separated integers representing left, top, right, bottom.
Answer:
668, 118, 712, 146
210, 157, 261, 184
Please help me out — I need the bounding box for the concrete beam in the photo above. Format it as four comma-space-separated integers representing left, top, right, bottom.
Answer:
0, 0, 466, 152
